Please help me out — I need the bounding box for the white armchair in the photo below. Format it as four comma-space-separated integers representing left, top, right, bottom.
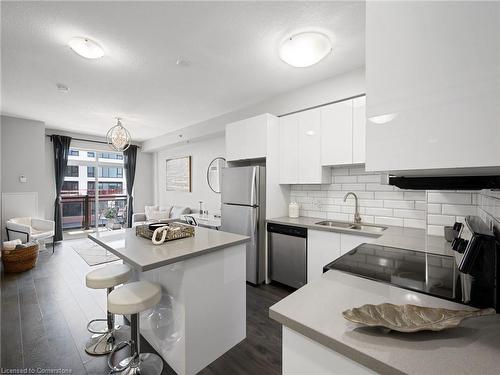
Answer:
6, 217, 56, 253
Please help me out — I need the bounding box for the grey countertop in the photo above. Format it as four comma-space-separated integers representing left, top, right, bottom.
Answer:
270, 270, 500, 375
267, 216, 454, 256
89, 227, 248, 271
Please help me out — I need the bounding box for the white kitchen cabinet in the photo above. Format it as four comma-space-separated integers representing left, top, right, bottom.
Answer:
225, 114, 271, 161
340, 233, 375, 256
279, 114, 299, 184
352, 96, 366, 164
365, 2, 500, 174
320, 96, 366, 166
279, 109, 331, 184
307, 230, 341, 283
321, 100, 352, 166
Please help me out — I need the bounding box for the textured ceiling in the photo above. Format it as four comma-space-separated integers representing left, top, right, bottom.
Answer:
1, 1, 365, 141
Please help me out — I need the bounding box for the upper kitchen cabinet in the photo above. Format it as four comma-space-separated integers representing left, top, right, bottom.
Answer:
352, 96, 366, 164
225, 114, 273, 161
365, 2, 500, 175
320, 96, 366, 166
279, 109, 331, 184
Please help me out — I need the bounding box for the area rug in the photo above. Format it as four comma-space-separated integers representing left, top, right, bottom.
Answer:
69, 238, 119, 266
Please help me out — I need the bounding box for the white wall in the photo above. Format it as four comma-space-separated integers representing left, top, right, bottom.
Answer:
143, 67, 365, 152
1, 115, 46, 220
155, 135, 225, 214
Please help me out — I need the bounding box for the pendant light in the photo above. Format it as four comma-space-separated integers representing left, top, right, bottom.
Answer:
106, 118, 131, 152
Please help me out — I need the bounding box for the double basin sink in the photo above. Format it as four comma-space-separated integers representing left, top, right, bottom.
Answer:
315, 220, 387, 234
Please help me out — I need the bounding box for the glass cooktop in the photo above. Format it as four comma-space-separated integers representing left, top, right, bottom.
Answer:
323, 243, 460, 301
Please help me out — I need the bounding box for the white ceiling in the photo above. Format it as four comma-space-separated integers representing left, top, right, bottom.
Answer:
1, 1, 365, 142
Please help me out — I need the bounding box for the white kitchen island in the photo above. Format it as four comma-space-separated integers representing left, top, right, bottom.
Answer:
89, 226, 249, 375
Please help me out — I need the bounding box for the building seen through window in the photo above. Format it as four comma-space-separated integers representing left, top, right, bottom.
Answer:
61, 148, 127, 230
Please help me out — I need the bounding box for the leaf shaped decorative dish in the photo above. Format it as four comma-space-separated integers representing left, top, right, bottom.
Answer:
342, 303, 495, 332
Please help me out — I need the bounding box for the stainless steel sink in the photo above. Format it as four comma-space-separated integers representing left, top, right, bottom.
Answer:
349, 224, 387, 233
315, 220, 387, 233
315, 221, 353, 228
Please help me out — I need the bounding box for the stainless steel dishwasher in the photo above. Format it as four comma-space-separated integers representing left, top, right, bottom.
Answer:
267, 223, 307, 289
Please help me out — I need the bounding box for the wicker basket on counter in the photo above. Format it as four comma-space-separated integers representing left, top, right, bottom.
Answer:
136, 223, 195, 242
1, 243, 39, 273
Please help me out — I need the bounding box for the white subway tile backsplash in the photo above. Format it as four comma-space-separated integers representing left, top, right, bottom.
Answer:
326, 212, 349, 221
375, 216, 404, 227
427, 203, 442, 213
403, 191, 426, 201
332, 167, 350, 176
357, 174, 382, 183
427, 214, 456, 226
360, 199, 384, 208
427, 192, 472, 204
393, 209, 426, 220
441, 204, 477, 216
334, 175, 357, 183
415, 201, 427, 211
374, 191, 405, 200
365, 207, 393, 216
365, 183, 395, 192
341, 183, 366, 191
291, 166, 490, 232
384, 200, 415, 209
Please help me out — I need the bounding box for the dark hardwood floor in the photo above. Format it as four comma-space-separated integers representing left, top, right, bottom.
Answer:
1, 240, 291, 374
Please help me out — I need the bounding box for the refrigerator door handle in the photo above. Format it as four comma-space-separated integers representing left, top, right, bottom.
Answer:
250, 167, 257, 205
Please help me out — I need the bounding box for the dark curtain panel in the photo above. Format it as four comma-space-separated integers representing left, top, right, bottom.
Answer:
52, 135, 72, 242
124, 145, 138, 227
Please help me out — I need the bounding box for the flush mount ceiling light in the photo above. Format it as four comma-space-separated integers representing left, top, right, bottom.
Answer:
68, 37, 104, 59
279, 32, 332, 68
106, 118, 131, 152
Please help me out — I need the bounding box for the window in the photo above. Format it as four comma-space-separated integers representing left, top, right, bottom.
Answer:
100, 167, 123, 178
65, 165, 79, 177
87, 152, 95, 158
87, 166, 95, 177
62, 181, 78, 192
69, 149, 79, 156
98, 152, 123, 160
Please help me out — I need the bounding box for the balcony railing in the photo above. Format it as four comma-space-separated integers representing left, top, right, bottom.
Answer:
61, 190, 127, 230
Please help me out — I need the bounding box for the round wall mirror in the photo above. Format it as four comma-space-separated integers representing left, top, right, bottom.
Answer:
207, 157, 226, 193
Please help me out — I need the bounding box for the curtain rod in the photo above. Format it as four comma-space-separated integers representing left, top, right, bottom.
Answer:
46, 134, 140, 148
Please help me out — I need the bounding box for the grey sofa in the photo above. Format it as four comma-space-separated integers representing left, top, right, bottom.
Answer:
132, 205, 191, 227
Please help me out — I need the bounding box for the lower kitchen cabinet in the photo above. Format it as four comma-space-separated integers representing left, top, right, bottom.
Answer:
307, 230, 341, 283
307, 230, 377, 283
340, 233, 375, 256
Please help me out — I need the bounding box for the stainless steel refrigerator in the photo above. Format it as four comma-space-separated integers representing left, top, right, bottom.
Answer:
221, 166, 266, 284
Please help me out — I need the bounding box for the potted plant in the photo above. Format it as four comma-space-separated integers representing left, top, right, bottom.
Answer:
103, 205, 119, 229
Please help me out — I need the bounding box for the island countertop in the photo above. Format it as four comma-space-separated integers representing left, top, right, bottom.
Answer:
270, 270, 500, 375
89, 226, 249, 271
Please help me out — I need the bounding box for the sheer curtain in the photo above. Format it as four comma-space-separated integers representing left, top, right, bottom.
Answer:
51, 135, 72, 242
124, 145, 138, 227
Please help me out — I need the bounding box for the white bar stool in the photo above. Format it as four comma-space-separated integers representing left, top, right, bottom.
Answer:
107, 281, 164, 375
85, 263, 132, 355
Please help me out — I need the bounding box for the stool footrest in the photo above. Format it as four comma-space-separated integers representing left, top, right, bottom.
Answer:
87, 318, 111, 334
